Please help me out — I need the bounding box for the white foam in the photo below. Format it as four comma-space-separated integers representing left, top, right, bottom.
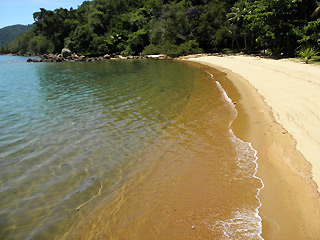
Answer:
209, 209, 262, 239
207, 72, 265, 239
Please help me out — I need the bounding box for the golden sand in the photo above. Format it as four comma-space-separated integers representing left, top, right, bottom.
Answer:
185, 58, 320, 239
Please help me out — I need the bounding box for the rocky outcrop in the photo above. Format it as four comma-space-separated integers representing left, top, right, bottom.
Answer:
27, 51, 176, 63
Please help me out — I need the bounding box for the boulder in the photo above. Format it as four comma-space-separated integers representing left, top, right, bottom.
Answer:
61, 48, 72, 58
103, 54, 111, 59
118, 55, 127, 60
86, 58, 97, 62
78, 56, 86, 61
158, 54, 167, 60
48, 53, 55, 59
27, 58, 39, 62
146, 54, 167, 59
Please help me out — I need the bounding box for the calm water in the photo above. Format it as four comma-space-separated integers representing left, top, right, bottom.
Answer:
0, 56, 263, 239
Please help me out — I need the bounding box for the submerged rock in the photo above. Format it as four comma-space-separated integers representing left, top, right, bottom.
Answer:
27, 58, 39, 62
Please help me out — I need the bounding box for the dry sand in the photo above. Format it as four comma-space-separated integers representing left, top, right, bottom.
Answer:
184, 56, 320, 239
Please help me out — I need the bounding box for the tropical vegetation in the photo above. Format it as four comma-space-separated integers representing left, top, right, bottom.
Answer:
298, 43, 319, 63
0, 0, 319, 58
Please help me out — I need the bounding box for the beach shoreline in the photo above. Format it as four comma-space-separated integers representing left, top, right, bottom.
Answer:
183, 56, 320, 239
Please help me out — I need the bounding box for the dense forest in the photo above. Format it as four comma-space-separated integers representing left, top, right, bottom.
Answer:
0, 25, 33, 48
0, 0, 319, 57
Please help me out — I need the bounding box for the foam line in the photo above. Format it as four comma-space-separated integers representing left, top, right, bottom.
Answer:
208, 71, 265, 239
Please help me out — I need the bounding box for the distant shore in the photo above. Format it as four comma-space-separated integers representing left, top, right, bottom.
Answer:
183, 56, 320, 239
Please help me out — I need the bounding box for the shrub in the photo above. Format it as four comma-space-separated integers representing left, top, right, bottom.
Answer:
298, 44, 319, 64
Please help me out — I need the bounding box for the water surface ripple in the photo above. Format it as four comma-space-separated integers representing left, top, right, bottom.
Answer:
0, 57, 193, 239
0, 56, 262, 239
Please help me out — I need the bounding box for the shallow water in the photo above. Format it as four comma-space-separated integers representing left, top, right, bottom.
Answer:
0, 56, 263, 239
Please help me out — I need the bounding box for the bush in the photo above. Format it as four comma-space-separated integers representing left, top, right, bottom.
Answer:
298, 44, 319, 64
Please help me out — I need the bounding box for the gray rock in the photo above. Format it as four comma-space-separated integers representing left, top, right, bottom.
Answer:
86, 58, 97, 62
27, 58, 39, 62
61, 48, 72, 58
78, 56, 86, 61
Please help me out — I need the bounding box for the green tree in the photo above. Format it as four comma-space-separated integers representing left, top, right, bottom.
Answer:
33, 8, 78, 52
65, 24, 94, 54
227, 0, 250, 51
244, 0, 301, 56
196, 0, 230, 51
4, 0, 318, 57
29, 35, 54, 54
297, 18, 320, 47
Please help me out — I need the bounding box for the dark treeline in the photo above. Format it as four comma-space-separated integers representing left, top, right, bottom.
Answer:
1, 0, 319, 57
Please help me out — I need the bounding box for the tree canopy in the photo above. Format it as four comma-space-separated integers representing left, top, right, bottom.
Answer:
1, 0, 319, 57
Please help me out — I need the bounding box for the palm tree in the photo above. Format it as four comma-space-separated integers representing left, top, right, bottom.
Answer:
227, 0, 249, 51
298, 0, 320, 19
311, 1, 320, 18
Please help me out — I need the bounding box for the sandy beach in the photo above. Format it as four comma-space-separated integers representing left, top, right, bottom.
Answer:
184, 56, 320, 239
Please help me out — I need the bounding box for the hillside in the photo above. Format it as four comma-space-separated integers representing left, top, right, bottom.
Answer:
0, 0, 319, 57
0, 24, 33, 47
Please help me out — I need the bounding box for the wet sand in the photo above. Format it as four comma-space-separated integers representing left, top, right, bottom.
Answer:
184, 56, 320, 239
63, 61, 263, 239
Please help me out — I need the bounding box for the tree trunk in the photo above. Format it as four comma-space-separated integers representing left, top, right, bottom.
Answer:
244, 35, 247, 51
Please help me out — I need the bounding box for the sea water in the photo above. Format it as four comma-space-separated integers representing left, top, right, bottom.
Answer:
0, 55, 263, 239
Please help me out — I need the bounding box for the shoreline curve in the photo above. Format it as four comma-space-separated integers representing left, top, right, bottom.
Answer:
183, 56, 320, 239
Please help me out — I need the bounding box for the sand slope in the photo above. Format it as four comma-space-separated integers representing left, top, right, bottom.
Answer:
185, 55, 320, 191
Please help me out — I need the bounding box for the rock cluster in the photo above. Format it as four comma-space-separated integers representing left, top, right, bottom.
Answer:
27, 49, 174, 63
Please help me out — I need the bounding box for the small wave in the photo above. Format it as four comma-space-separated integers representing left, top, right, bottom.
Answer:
208, 71, 264, 239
